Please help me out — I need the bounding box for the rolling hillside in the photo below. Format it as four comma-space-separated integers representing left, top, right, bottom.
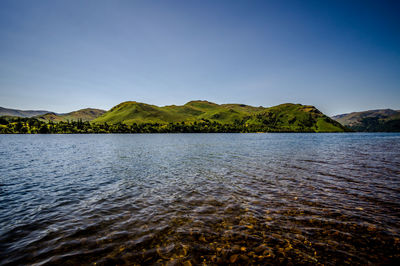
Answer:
36, 108, 106, 122
332, 109, 400, 132
93, 101, 349, 132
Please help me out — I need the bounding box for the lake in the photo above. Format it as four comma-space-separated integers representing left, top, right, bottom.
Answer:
0, 133, 399, 265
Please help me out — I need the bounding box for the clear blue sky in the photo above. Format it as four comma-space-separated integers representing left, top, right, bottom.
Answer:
0, 0, 399, 116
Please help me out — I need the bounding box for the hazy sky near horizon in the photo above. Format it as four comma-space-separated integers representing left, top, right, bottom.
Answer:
0, 0, 399, 116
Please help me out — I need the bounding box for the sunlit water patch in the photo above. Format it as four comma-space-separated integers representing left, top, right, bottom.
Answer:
0, 133, 399, 265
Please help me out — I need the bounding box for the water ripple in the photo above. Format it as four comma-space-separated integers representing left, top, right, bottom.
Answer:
0, 133, 400, 265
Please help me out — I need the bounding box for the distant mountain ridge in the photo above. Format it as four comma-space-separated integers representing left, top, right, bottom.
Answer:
0, 106, 106, 122
0, 107, 51, 118
35, 108, 106, 122
332, 109, 400, 132
92, 100, 349, 132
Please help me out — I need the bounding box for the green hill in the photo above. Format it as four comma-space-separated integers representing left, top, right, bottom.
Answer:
332, 109, 400, 132
93, 101, 349, 132
36, 108, 106, 122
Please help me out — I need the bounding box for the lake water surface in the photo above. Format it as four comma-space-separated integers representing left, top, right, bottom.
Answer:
1, 133, 400, 265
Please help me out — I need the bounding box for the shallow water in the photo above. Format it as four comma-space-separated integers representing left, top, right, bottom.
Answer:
0, 133, 400, 265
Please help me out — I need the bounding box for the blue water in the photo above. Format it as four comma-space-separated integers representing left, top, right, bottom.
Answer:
0, 133, 399, 265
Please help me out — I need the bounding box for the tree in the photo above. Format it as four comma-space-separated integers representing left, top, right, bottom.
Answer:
39, 125, 49, 134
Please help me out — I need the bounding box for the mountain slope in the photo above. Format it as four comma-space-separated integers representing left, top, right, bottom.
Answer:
332, 109, 400, 132
0, 107, 50, 117
93, 101, 349, 132
36, 108, 106, 122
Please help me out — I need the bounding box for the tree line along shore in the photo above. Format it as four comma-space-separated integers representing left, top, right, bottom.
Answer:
0, 116, 349, 134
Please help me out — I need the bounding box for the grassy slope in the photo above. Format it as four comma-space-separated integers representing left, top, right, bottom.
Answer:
93, 101, 349, 132
36, 108, 106, 122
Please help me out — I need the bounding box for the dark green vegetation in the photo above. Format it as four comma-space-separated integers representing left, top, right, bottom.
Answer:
332, 109, 400, 132
0, 101, 349, 133
0, 106, 50, 117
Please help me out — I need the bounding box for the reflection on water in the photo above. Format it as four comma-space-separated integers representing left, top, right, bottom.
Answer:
0, 133, 399, 265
